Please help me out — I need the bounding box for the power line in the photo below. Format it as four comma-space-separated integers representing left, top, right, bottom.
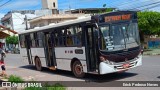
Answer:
0, 0, 12, 8
107, 0, 160, 11
129, 0, 160, 10
117, 0, 152, 8
141, 3, 160, 10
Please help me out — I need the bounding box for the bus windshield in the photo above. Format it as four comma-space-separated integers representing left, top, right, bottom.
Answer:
100, 23, 140, 51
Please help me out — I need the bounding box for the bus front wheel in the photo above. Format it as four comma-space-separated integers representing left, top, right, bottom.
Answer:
72, 60, 85, 78
35, 57, 42, 71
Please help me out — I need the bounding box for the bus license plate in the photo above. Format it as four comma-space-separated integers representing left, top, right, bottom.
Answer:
122, 63, 130, 69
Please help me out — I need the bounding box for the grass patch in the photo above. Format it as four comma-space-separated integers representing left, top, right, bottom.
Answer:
8, 75, 24, 82
7, 75, 67, 90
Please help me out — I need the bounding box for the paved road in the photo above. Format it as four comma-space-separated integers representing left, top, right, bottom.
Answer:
2, 54, 160, 90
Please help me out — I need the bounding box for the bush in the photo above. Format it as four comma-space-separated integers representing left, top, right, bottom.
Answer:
8, 75, 24, 82
7, 75, 66, 90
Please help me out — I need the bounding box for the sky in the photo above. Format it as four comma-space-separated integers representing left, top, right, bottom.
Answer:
0, 0, 160, 19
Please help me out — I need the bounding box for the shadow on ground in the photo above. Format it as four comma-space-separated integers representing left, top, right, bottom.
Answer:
19, 65, 138, 83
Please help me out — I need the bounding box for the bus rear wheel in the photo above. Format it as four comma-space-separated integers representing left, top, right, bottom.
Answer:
35, 57, 42, 71
72, 61, 85, 78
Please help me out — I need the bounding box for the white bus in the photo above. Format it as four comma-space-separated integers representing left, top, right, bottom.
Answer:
19, 11, 142, 78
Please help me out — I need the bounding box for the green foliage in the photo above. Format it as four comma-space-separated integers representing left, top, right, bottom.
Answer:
6, 35, 18, 45
105, 8, 113, 12
138, 11, 160, 35
8, 75, 24, 82
98, 8, 113, 13
46, 83, 66, 90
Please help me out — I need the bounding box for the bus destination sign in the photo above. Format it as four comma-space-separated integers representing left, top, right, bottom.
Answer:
105, 14, 131, 22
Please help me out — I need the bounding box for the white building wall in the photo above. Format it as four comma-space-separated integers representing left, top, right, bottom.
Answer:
12, 13, 25, 32
35, 9, 52, 17
12, 13, 37, 32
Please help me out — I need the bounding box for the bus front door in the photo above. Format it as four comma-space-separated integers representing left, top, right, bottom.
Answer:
44, 33, 56, 67
25, 35, 33, 65
85, 26, 98, 72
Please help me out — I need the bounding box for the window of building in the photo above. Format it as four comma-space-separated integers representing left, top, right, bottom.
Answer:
53, 2, 55, 7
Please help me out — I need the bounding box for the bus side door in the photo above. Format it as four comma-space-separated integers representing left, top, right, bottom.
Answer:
25, 35, 33, 64
84, 25, 98, 72
44, 32, 56, 67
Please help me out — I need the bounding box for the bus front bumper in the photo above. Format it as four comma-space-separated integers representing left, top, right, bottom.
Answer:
99, 55, 142, 74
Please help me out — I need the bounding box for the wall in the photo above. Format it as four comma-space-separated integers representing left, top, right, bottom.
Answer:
144, 35, 160, 49
42, 0, 58, 9
12, 13, 37, 32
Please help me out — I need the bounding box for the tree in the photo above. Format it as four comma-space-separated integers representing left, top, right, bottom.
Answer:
138, 11, 160, 35
6, 35, 19, 47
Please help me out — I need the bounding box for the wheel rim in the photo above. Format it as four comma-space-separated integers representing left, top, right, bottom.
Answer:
75, 64, 82, 75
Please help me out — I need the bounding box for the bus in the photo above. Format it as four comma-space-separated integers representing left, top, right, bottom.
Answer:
19, 11, 142, 78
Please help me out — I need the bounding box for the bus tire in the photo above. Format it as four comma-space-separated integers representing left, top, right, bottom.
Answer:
35, 57, 42, 71
72, 60, 85, 78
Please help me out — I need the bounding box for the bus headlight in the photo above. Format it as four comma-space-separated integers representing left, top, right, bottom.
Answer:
100, 56, 115, 65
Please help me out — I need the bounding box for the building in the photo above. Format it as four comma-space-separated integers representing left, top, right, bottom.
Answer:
29, 14, 88, 29
1, 10, 37, 32
1, 0, 58, 32
41, 0, 58, 14
0, 9, 54, 32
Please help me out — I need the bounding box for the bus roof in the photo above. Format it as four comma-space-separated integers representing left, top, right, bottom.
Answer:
18, 16, 92, 34
18, 11, 137, 35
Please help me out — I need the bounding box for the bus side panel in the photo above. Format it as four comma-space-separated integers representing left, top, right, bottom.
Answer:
30, 48, 47, 67
55, 47, 87, 72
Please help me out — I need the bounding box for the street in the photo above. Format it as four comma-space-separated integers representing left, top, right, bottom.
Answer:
1, 54, 160, 90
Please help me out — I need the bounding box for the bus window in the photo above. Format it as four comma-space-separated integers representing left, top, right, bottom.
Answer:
66, 27, 73, 46
56, 29, 66, 46
37, 32, 43, 47
54, 30, 58, 46
19, 35, 25, 48
30, 33, 36, 47
66, 25, 82, 46
74, 26, 82, 46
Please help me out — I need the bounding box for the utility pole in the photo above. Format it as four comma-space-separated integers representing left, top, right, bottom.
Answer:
24, 15, 28, 30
